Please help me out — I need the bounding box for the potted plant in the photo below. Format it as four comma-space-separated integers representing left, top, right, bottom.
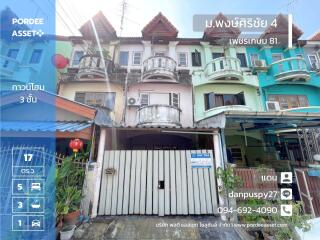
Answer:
56, 155, 85, 227
62, 186, 82, 224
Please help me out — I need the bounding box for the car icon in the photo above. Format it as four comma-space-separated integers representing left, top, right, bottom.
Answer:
31, 183, 41, 191
31, 219, 41, 227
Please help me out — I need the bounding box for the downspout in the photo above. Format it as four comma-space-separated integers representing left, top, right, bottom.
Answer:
121, 71, 129, 126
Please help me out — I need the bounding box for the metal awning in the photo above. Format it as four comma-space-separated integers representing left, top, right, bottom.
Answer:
0, 121, 92, 132
197, 111, 320, 130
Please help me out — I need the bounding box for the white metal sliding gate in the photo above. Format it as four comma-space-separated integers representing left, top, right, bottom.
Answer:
98, 150, 218, 216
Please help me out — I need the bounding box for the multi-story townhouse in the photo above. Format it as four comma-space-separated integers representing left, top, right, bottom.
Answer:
65, 12, 223, 217
58, 12, 124, 126
58, 12, 320, 218
192, 14, 320, 173
119, 13, 194, 149
193, 14, 262, 122
304, 31, 320, 82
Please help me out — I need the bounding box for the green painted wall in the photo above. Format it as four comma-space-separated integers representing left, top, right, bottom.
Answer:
56, 40, 73, 74
194, 83, 262, 121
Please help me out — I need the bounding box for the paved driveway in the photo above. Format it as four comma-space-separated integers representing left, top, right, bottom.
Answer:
73, 216, 241, 240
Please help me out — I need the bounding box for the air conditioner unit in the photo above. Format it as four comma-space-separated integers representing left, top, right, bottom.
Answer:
127, 97, 140, 106
253, 59, 266, 68
266, 101, 280, 111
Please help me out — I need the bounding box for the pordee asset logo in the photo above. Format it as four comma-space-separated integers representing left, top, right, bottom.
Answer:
11, 18, 45, 37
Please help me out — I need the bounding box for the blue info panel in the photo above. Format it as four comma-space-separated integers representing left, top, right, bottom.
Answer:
0, 0, 56, 239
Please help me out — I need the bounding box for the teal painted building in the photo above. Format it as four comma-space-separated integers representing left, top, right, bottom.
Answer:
247, 46, 320, 113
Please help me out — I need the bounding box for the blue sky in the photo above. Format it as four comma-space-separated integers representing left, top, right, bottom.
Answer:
2, 0, 319, 39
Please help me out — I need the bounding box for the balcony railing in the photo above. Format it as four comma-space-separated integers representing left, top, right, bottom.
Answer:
77, 54, 113, 79
0, 55, 20, 77
142, 56, 177, 81
271, 57, 310, 81
204, 57, 243, 81
137, 104, 181, 127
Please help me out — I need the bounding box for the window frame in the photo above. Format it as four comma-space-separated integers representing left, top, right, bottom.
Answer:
204, 92, 246, 111
119, 51, 129, 66
177, 52, 188, 67
212, 52, 224, 60
154, 52, 165, 57
267, 94, 309, 110
250, 53, 259, 66
236, 53, 248, 68
191, 51, 202, 67
132, 51, 142, 66
74, 92, 116, 110
71, 50, 84, 66
29, 49, 43, 64
170, 93, 180, 108
139, 93, 150, 107
308, 54, 319, 69
7, 49, 19, 59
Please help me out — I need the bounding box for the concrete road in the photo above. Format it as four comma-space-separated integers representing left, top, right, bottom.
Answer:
72, 216, 241, 240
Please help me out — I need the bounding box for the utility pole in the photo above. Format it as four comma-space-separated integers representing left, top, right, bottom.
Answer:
119, 0, 129, 125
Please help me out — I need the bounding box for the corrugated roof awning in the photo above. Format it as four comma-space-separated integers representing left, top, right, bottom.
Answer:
1, 121, 92, 132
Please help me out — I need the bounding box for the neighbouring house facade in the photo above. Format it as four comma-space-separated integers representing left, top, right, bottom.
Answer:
55, 12, 320, 218
58, 13, 124, 126
0, 8, 56, 91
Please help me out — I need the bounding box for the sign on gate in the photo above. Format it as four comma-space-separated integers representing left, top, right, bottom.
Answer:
190, 153, 213, 168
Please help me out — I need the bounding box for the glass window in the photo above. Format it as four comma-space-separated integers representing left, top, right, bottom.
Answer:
3, 49, 19, 68
236, 53, 248, 67
170, 93, 179, 107
140, 93, 149, 106
7, 49, 19, 58
191, 51, 202, 66
215, 94, 224, 107
75, 92, 116, 110
205, 92, 245, 110
212, 52, 224, 59
268, 95, 309, 109
154, 52, 165, 57
29, 49, 42, 64
298, 96, 309, 107
223, 94, 235, 105
308, 55, 319, 69
72, 50, 84, 66
119, 51, 129, 66
250, 53, 259, 66
204, 92, 215, 110
177, 53, 187, 67
133, 52, 142, 65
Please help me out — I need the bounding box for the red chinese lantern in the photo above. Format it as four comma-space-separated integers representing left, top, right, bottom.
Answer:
52, 54, 69, 69
69, 138, 84, 154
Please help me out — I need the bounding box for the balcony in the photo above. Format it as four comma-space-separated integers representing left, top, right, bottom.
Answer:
137, 104, 181, 127
76, 54, 113, 79
203, 105, 252, 119
271, 57, 310, 82
204, 57, 243, 81
142, 56, 177, 82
